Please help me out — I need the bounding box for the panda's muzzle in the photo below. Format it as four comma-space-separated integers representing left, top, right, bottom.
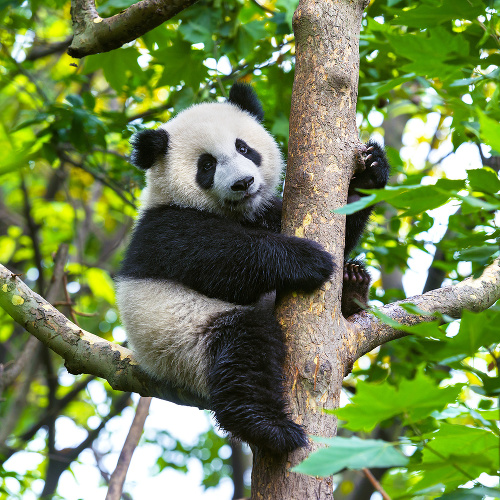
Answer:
231, 176, 254, 192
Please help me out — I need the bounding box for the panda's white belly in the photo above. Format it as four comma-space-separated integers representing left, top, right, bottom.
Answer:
116, 278, 245, 398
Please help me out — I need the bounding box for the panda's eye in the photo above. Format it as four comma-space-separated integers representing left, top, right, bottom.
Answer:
236, 139, 250, 156
202, 157, 216, 171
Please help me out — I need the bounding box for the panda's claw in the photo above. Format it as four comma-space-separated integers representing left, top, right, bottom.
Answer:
350, 141, 390, 192
342, 260, 371, 317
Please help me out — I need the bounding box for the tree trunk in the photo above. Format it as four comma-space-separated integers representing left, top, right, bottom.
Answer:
251, 0, 367, 497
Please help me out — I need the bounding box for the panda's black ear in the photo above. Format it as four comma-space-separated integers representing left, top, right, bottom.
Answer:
130, 128, 169, 170
228, 83, 264, 122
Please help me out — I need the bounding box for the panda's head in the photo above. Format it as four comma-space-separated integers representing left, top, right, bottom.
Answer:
130, 84, 284, 219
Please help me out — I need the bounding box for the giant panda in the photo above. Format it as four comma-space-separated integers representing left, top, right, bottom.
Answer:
116, 83, 390, 454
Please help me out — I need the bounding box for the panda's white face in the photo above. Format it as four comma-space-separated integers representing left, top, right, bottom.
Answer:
140, 102, 284, 219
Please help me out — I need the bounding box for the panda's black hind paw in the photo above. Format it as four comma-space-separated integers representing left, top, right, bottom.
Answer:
351, 140, 390, 192
341, 260, 371, 318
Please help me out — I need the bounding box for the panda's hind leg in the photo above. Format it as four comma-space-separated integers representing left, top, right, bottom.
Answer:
206, 308, 307, 454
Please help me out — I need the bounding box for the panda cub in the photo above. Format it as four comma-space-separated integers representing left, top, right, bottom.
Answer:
117, 83, 390, 454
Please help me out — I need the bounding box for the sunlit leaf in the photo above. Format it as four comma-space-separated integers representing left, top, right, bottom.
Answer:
334, 369, 462, 431
293, 436, 408, 477
467, 167, 500, 194
86, 267, 116, 304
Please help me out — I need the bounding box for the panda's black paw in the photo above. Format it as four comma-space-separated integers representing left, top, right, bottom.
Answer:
350, 140, 390, 195
293, 239, 335, 292
341, 260, 370, 318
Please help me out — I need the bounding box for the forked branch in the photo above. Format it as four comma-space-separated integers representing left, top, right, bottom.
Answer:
345, 257, 500, 368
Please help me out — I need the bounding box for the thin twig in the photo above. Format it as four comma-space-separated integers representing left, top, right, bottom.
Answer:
362, 468, 391, 500
0, 351, 41, 456
1, 337, 40, 389
20, 173, 45, 294
62, 274, 80, 325
0, 43, 49, 103
59, 151, 136, 209
126, 102, 173, 123
25, 36, 73, 61
93, 447, 134, 500
53, 302, 98, 317
105, 397, 152, 500
19, 376, 95, 443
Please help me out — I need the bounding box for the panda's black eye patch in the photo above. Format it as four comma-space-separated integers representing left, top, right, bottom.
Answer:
235, 138, 261, 167
196, 153, 217, 189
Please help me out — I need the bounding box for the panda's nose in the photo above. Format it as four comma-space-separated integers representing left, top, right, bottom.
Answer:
231, 176, 254, 191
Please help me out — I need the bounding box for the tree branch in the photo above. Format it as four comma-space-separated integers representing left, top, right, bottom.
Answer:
0, 263, 208, 410
2, 258, 499, 438
67, 0, 199, 58
106, 396, 151, 500
346, 258, 500, 366
25, 36, 73, 61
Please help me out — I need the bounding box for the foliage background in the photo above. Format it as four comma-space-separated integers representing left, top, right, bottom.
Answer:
0, 0, 499, 498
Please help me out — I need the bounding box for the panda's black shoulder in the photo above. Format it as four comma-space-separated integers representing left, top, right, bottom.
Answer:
134, 204, 218, 232
243, 196, 282, 233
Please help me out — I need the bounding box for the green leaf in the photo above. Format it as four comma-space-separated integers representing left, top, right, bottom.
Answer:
361, 74, 416, 99
179, 7, 219, 47
455, 244, 499, 262
86, 267, 116, 304
334, 370, 462, 432
235, 21, 269, 57
334, 194, 377, 215
97, 0, 136, 15
399, 303, 434, 316
390, 0, 485, 28
437, 486, 500, 499
457, 193, 500, 213
156, 39, 207, 88
292, 436, 408, 477
419, 308, 500, 363
0, 236, 16, 261
422, 423, 499, 462
83, 47, 142, 92
412, 424, 500, 492
335, 182, 459, 217
275, 0, 299, 30
386, 27, 468, 80
477, 110, 500, 154
467, 167, 500, 194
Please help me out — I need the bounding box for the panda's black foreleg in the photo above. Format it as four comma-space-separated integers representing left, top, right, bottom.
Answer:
344, 140, 390, 257
206, 308, 307, 454
342, 260, 371, 317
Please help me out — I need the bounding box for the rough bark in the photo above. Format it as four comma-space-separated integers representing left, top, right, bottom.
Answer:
250, 0, 368, 498
67, 0, 199, 58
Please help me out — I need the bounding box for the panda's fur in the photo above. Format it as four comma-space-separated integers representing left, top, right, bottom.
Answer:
116, 83, 390, 454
